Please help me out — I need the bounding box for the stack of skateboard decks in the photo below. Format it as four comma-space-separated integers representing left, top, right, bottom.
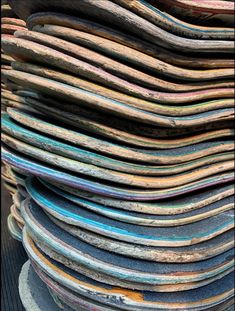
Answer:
1, 0, 28, 240
1, 0, 234, 310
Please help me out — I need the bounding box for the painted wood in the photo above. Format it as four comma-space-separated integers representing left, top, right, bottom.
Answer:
21, 215, 234, 292
11, 61, 235, 117
7, 214, 22, 241
21, 224, 234, 304
2, 145, 234, 200
42, 179, 235, 215
154, 0, 234, 25
2, 36, 234, 105
7, 100, 235, 140
10, 203, 24, 226
3, 113, 234, 176
26, 12, 234, 69
40, 178, 234, 226
2, 69, 234, 129
2, 133, 234, 189
48, 214, 234, 263
19, 261, 74, 311
7, 0, 234, 52
2, 70, 234, 127
22, 260, 235, 311
5, 109, 235, 165
24, 184, 234, 247
15, 29, 235, 85
113, 0, 234, 39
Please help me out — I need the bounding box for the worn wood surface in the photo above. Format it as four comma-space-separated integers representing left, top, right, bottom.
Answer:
8, 96, 235, 138
44, 180, 234, 215
26, 12, 234, 69
153, 0, 234, 25
24, 184, 234, 247
40, 179, 234, 226
15, 28, 234, 84
3, 114, 234, 179
21, 261, 234, 311
2, 145, 234, 201
7, 0, 234, 52
113, 0, 234, 39
11, 62, 235, 116
4, 109, 234, 165
2, 70, 234, 127
1, 37, 234, 104
22, 230, 234, 310
19, 261, 74, 311
14, 31, 235, 94
3, 133, 234, 189
7, 214, 22, 241
21, 209, 233, 292
1, 17, 26, 27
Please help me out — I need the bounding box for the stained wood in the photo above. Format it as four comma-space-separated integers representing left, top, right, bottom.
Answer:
8, 99, 235, 140
41, 179, 235, 215
113, 0, 234, 39
1, 37, 234, 105
7, 0, 234, 52
2, 145, 234, 200
40, 179, 234, 226
21, 261, 234, 311
20, 214, 235, 294
26, 12, 234, 68
7, 214, 22, 241
11, 61, 235, 116
3, 133, 234, 189
15, 29, 235, 84
154, 0, 234, 25
4, 109, 235, 165
24, 184, 234, 247
49, 215, 234, 263
2, 70, 234, 128
3, 114, 234, 176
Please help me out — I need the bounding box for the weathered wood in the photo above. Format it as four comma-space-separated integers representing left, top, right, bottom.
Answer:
49, 215, 234, 263
19, 261, 75, 311
1, 23, 26, 34
11, 62, 235, 117
39, 178, 235, 215
2, 133, 234, 189
21, 206, 234, 290
1, 38, 234, 105
113, 0, 234, 39
9, 97, 235, 138
21, 214, 234, 299
5, 109, 235, 165
21, 261, 234, 311
7, 214, 22, 241
2, 71, 234, 127
2, 145, 234, 201
40, 179, 234, 226
15, 29, 235, 84
154, 0, 234, 25
7, 0, 234, 52
24, 185, 234, 247
1, 17, 26, 27
10, 203, 24, 226
3, 114, 234, 176
26, 12, 234, 68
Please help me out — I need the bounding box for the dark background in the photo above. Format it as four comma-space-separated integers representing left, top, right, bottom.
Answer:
1, 183, 27, 311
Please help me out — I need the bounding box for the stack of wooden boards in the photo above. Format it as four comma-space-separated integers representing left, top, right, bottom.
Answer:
1, 0, 29, 240
1, 0, 234, 310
